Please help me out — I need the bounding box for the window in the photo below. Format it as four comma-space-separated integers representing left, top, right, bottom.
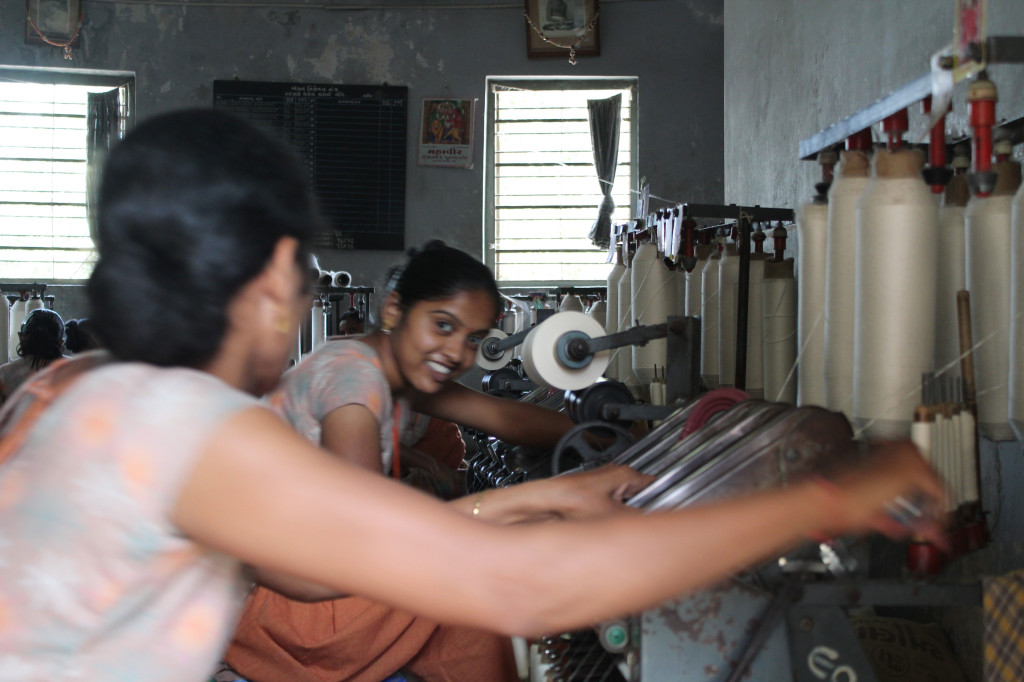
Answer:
0, 68, 133, 281
484, 78, 636, 285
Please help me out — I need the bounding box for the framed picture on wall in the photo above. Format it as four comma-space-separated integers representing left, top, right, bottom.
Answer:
25, 0, 83, 50
524, 0, 600, 60
418, 98, 476, 169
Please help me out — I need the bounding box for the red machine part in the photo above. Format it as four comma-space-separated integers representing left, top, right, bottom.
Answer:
752, 226, 766, 254
922, 96, 950, 194
968, 78, 998, 197
682, 216, 696, 270
772, 223, 788, 262
846, 128, 873, 151
882, 108, 908, 151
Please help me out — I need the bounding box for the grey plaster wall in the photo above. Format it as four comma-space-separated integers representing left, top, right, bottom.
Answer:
2, 0, 724, 310
723, 0, 1024, 210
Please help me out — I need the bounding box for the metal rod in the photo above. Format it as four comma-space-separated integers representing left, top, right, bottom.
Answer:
799, 37, 1024, 159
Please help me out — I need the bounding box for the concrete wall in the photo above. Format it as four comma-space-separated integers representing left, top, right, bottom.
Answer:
724, 0, 1024, 210
2, 0, 724, 317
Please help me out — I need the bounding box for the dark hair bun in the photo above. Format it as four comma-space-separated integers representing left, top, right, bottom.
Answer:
88, 108, 323, 367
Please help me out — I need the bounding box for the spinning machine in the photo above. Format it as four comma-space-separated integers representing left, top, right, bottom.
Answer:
458, 27, 1024, 680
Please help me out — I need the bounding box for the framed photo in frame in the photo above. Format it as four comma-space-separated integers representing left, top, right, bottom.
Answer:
26, 0, 83, 49
524, 0, 600, 60
418, 98, 476, 169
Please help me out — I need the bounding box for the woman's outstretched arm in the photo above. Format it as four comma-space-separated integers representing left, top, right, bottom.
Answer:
172, 406, 945, 638
414, 381, 574, 449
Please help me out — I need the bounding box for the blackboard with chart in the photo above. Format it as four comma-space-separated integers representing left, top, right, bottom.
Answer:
213, 80, 408, 251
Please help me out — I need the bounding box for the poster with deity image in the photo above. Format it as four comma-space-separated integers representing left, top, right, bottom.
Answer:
418, 98, 475, 169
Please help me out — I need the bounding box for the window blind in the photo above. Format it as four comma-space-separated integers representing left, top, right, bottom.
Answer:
489, 83, 634, 284
0, 82, 121, 281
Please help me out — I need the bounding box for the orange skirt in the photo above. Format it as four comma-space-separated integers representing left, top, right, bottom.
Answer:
224, 587, 519, 682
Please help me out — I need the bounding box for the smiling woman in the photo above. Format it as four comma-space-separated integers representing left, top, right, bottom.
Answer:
222, 240, 641, 682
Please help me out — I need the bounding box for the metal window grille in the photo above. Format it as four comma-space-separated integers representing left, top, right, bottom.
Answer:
485, 79, 636, 285
0, 77, 130, 281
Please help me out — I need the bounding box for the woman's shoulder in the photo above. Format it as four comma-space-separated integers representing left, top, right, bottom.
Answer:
77, 362, 257, 411
305, 337, 383, 372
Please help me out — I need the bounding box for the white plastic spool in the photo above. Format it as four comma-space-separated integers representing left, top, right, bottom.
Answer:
960, 410, 979, 504
631, 241, 676, 386
796, 200, 828, 406
605, 258, 626, 380
717, 242, 739, 387
25, 294, 43, 314
8, 296, 27, 362
744, 253, 766, 399
310, 299, 327, 352
476, 328, 512, 371
500, 305, 517, 334
1010, 176, 1024, 442
700, 242, 723, 389
934, 173, 969, 376
520, 311, 610, 390
559, 293, 584, 312
852, 149, 939, 439
674, 268, 687, 318
685, 244, 714, 318
587, 300, 606, 330
762, 259, 797, 403
0, 296, 7, 363
616, 248, 638, 390
966, 160, 1020, 441
825, 150, 871, 418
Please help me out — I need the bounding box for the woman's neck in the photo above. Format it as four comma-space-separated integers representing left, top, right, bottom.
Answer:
363, 330, 408, 396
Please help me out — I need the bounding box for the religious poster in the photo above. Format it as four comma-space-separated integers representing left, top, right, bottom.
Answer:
418, 98, 475, 169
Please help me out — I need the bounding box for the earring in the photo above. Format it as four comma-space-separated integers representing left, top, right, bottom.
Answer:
271, 305, 291, 335
380, 322, 392, 335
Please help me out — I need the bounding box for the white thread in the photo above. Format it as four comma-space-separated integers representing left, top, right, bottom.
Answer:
717, 242, 739, 387
310, 300, 327, 352
852, 150, 938, 440
700, 247, 722, 389
934, 180, 967, 375
558, 293, 584, 312
0, 296, 8, 363
1007, 177, 1024, 442
746, 255, 766, 397
965, 161, 1020, 441
7, 297, 27, 362
796, 201, 828, 407
762, 265, 797, 403
604, 260, 625, 380
476, 328, 512, 371
825, 150, 870, 418
587, 299, 607, 330
631, 242, 676, 385
616, 252, 637, 387
520, 311, 610, 390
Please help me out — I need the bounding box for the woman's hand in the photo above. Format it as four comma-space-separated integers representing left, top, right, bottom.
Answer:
540, 464, 654, 519
450, 464, 652, 524
813, 440, 948, 546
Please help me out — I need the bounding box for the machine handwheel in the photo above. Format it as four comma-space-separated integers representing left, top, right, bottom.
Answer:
552, 421, 635, 476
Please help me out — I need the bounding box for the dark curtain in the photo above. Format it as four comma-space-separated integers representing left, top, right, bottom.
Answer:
586, 94, 621, 249
86, 89, 122, 244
